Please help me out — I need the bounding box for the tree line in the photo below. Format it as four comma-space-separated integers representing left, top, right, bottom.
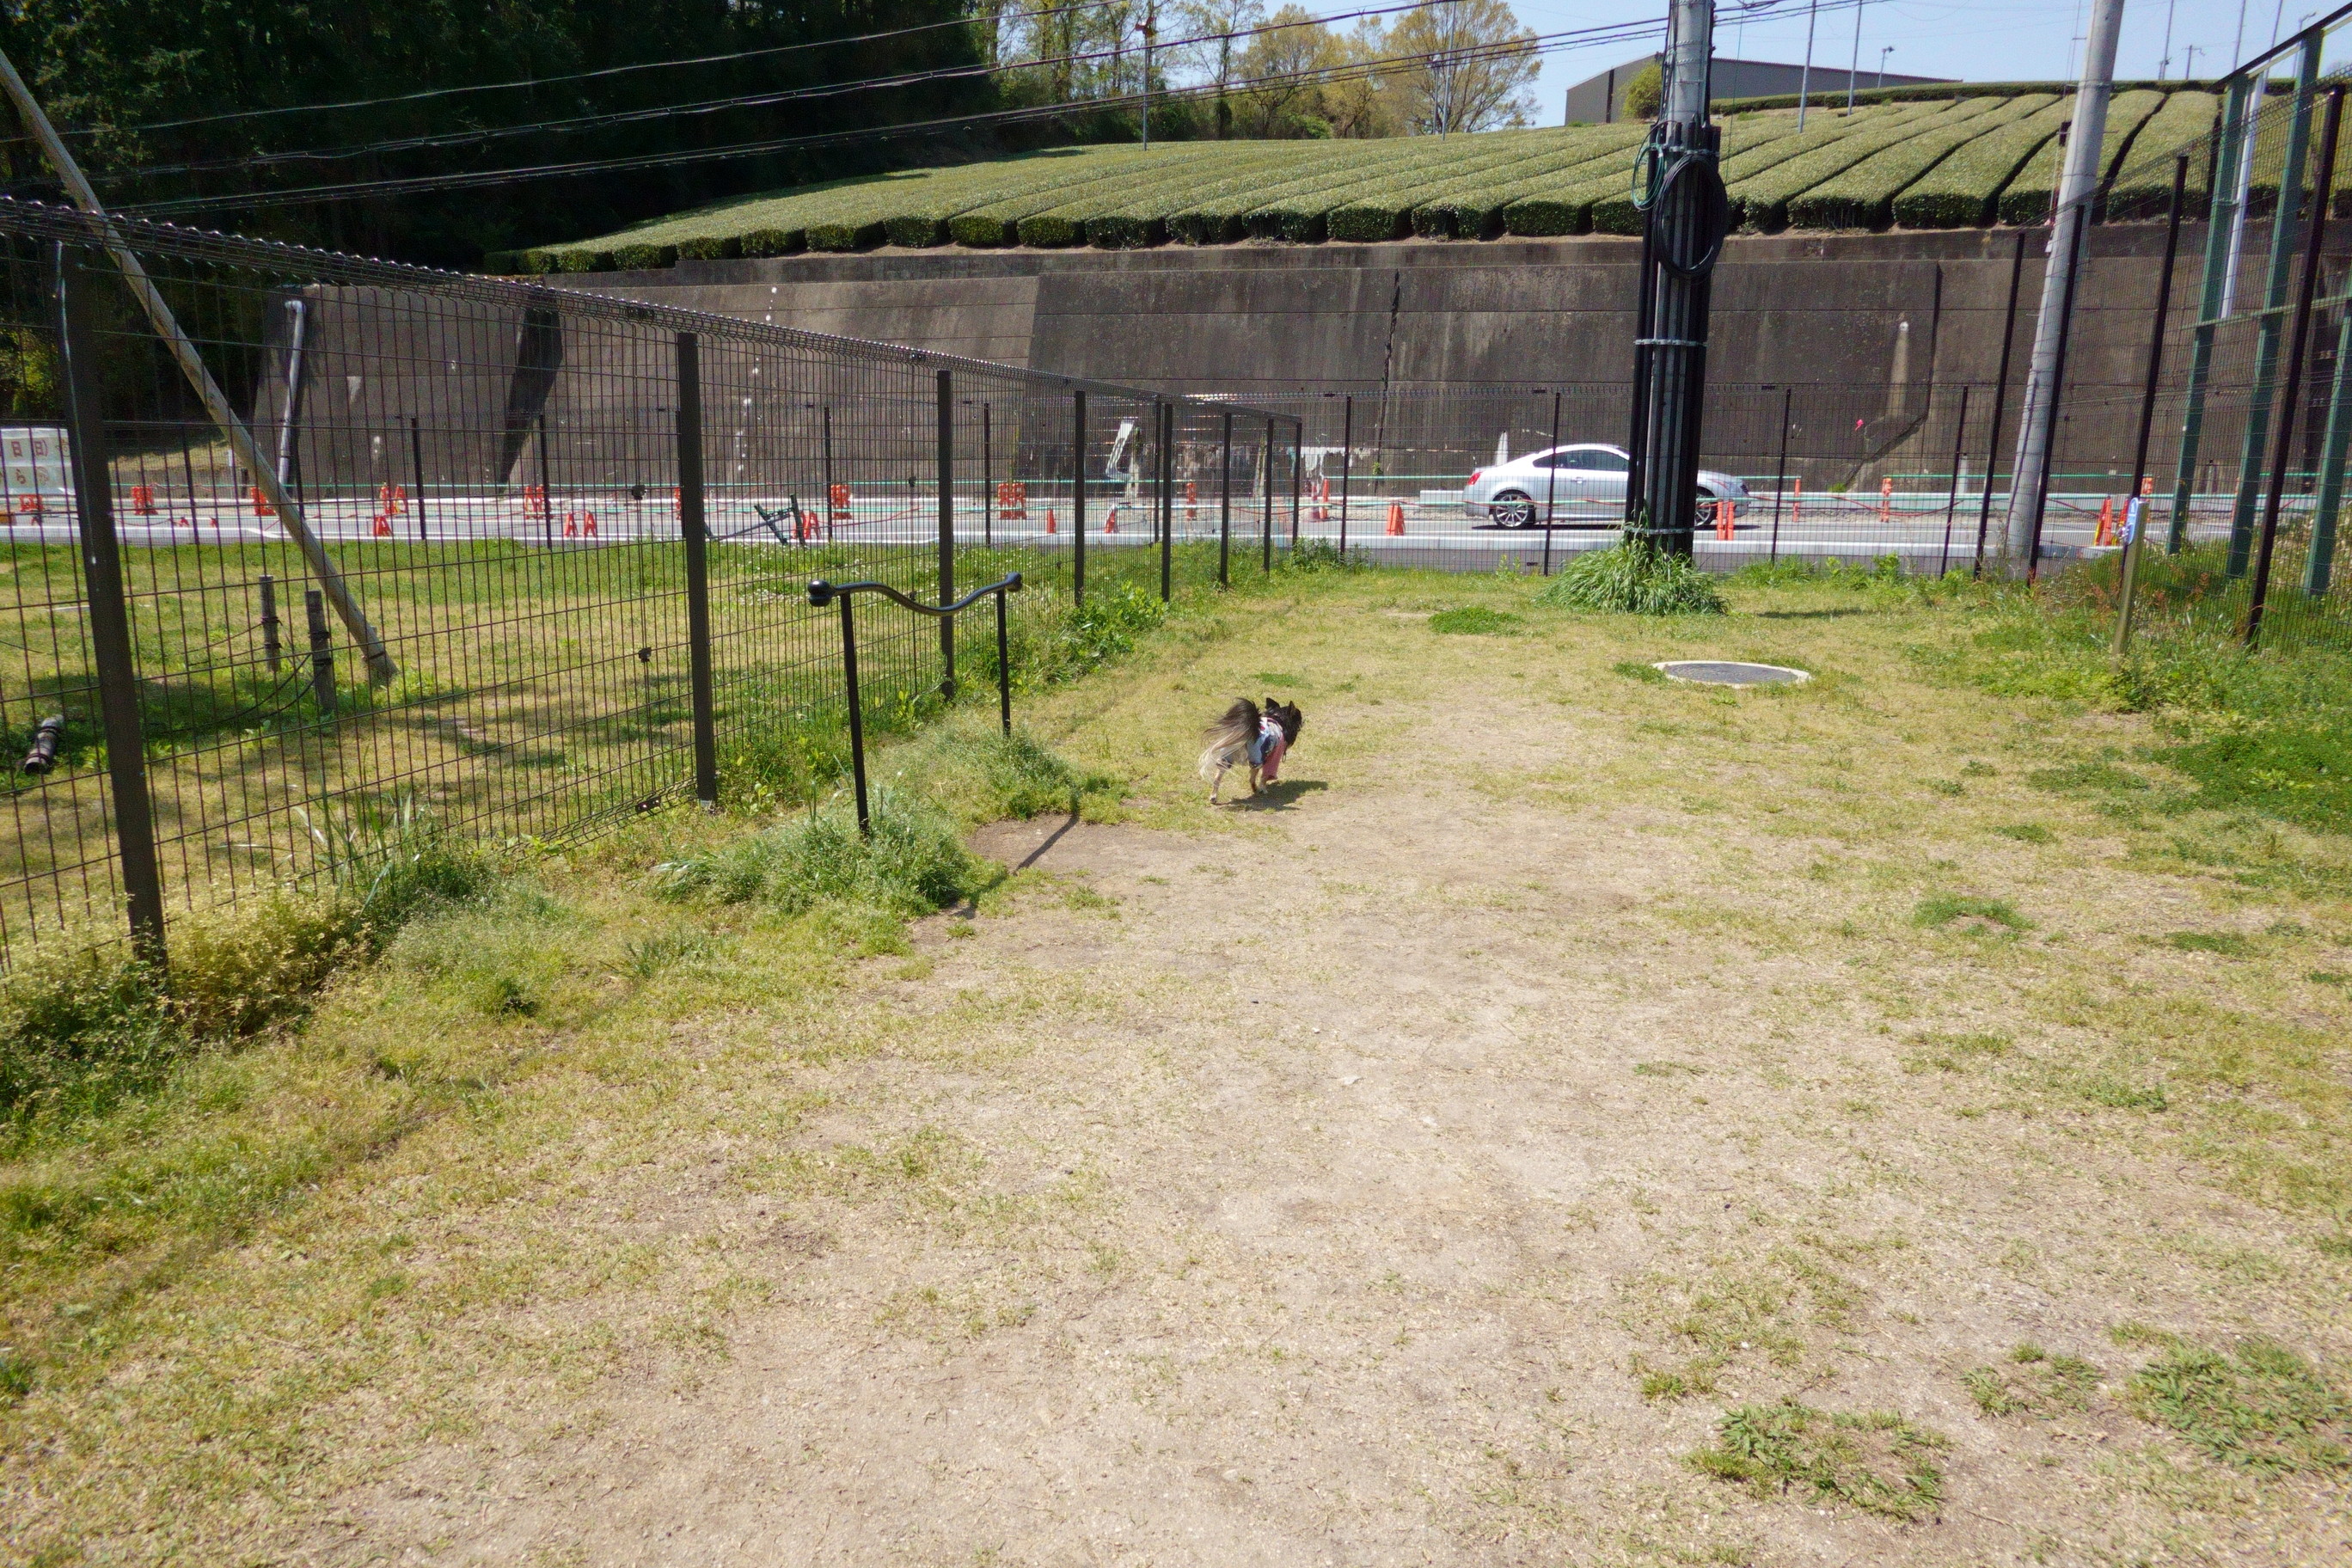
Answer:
0, 0, 1539, 266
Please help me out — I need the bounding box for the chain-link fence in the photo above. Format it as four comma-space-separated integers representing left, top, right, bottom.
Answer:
0, 204, 1297, 971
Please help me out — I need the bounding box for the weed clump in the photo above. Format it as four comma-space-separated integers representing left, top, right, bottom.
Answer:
2128, 1338, 2352, 1473
1280, 539, 1370, 573
885, 724, 1112, 824
1688, 1400, 1948, 1521
655, 791, 985, 917
1912, 893, 2032, 933
1965, 1344, 2104, 1415
1538, 542, 1725, 616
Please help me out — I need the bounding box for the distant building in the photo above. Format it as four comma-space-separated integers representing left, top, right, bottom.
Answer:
1561, 55, 1957, 124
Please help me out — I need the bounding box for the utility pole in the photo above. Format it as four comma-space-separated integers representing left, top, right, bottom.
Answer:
1623, 0, 1724, 559
1141, 1, 1156, 149
1798, 0, 1818, 129
2159, 0, 2177, 78
1878, 46, 1894, 90
2004, 0, 2125, 572
1846, 0, 1865, 113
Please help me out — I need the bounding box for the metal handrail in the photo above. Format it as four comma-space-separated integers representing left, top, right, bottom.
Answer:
806, 572, 1023, 836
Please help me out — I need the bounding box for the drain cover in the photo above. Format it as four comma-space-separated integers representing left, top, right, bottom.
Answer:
1654, 660, 1810, 687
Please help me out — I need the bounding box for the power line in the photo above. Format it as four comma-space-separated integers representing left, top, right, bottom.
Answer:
122, 22, 1671, 217
21, 0, 1129, 142
80, 0, 1526, 184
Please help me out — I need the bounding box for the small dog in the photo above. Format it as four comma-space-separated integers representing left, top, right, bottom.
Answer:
1197, 696, 1303, 805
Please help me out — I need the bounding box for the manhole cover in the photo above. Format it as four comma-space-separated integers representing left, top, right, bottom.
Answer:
1654, 660, 1810, 687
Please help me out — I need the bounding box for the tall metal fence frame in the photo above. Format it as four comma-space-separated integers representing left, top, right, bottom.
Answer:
0, 201, 1300, 972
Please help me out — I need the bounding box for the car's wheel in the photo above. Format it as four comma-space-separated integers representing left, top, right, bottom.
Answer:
1488, 490, 1536, 528
1693, 492, 1727, 532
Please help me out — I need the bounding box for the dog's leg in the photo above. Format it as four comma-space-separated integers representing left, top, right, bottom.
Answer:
1248, 764, 1262, 796
1208, 761, 1226, 805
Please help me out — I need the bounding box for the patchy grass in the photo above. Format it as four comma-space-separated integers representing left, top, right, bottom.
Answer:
1428, 605, 1521, 635
2127, 1338, 2352, 1473
1688, 1401, 1949, 1521
1965, 1344, 2104, 1416
1537, 543, 1728, 616
1911, 893, 2032, 933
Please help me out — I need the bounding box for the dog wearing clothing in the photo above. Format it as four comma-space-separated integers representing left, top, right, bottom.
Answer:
1197, 696, 1303, 805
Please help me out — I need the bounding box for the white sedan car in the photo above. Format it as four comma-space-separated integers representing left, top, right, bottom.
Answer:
1462, 444, 1750, 529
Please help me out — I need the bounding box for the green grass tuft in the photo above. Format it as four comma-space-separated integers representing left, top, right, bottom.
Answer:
2128, 1338, 2352, 1473
1912, 893, 2032, 932
1965, 1345, 2104, 1415
1536, 543, 1727, 616
654, 791, 988, 917
1688, 1400, 1948, 1521
1428, 605, 1520, 634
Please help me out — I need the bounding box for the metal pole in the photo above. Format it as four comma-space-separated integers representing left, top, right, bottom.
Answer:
259, 573, 282, 673
2305, 309, 2352, 595
1073, 389, 1088, 607
1541, 389, 1561, 575
1159, 401, 1173, 602
995, 588, 1013, 736
2026, 206, 2091, 580
839, 592, 870, 837
1975, 230, 2030, 575
821, 404, 836, 541
2226, 34, 2324, 576
55, 244, 165, 965
983, 401, 994, 549
2248, 85, 2343, 647
937, 369, 956, 697
2171, 76, 2256, 553
0, 46, 395, 683
1845, 0, 1863, 114
274, 300, 309, 493
1219, 410, 1233, 587
1337, 394, 1352, 558
1262, 417, 1276, 573
1938, 384, 1970, 575
1627, 0, 1723, 559
409, 413, 429, 542
1290, 421, 1302, 547
537, 413, 554, 548
2005, 0, 2124, 568
2116, 155, 2190, 655
1770, 385, 1792, 562
305, 589, 334, 717
1797, 0, 1818, 131
676, 332, 719, 805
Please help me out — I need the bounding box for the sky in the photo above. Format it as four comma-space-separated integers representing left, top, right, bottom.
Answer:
1295, 2, 2349, 124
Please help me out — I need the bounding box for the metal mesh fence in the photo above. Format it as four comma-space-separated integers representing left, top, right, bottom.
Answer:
0, 204, 1296, 970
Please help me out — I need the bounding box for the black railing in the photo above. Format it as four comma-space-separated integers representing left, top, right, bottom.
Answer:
806, 573, 1022, 837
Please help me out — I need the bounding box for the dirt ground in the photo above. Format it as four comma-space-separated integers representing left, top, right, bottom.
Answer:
9, 577, 2352, 1565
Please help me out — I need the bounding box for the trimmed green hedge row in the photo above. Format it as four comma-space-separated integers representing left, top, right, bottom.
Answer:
505, 88, 2236, 273
1994, 89, 2169, 224
1788, 95, 2054, 230
2104, 90, 2220, 217
1892, 97, 2071, 228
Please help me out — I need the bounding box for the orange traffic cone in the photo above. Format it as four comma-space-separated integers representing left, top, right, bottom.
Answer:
1792, 477, 1803, 521
1715, 499, 1736, 541
1044, 509, 1057, 535
249, 486, 275, 517
371, 515, 393, 536
1385, 500, 1405, 536
1878, 475, 1894, 523
2095, 496, 2116, 546
582, 511, 597, 537
130, 484, 157, 515
1104, 505, 1118, 533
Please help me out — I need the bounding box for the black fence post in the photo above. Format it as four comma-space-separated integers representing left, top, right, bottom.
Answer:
1159, 401, 1173, 603
304, 589, 334, 715
1338, 394, 1353, 558
1262, 416, 1275, 573
937, 369, 956, 697
408, 413, 429, 542
995, 588, 1012, 736
1938, 384, 1971, 576
537, 411, 554, 549
1219, 410, 1233, 587
1073, 389, 1087, 608
676, 331, 719, 805
1541, 388, 1561, 575
1976, 228, 2029, 576
1290, 421, 1302, 548
1769, 385, 1792, 563
983, 400, 994, 549
821, 404, 835, 539
56, 244, 166, 966
836, 591, 869, 836
259, 572, 282, 673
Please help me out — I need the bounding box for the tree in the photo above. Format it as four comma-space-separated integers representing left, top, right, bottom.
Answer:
1230, 6, 1344, 138
1384, 0, 1538, 135
1178, 0, 1267, 137
1622, 60, 1663, 119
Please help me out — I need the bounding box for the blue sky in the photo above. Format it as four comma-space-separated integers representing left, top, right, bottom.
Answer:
1297, 2, 2349, 123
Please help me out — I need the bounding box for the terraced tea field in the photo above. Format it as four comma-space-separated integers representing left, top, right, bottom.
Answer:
504, 83, 2242, 273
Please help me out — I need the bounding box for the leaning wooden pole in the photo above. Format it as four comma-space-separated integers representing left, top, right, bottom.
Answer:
0, 47, 396, 683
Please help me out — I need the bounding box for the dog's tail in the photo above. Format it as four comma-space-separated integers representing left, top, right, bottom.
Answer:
1197, 698, 1259, 781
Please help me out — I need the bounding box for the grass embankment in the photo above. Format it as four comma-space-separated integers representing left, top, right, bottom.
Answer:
3, 550, 2349, 1563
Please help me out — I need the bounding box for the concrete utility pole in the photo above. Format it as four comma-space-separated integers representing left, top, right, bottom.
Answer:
2003, 0, 2125, 571
1798, 0, 1819, 129
1846, 0, 1865, 113
1623, 0, 1724, 558
0, 46, 396, 683
1141, 2, 1156, 149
